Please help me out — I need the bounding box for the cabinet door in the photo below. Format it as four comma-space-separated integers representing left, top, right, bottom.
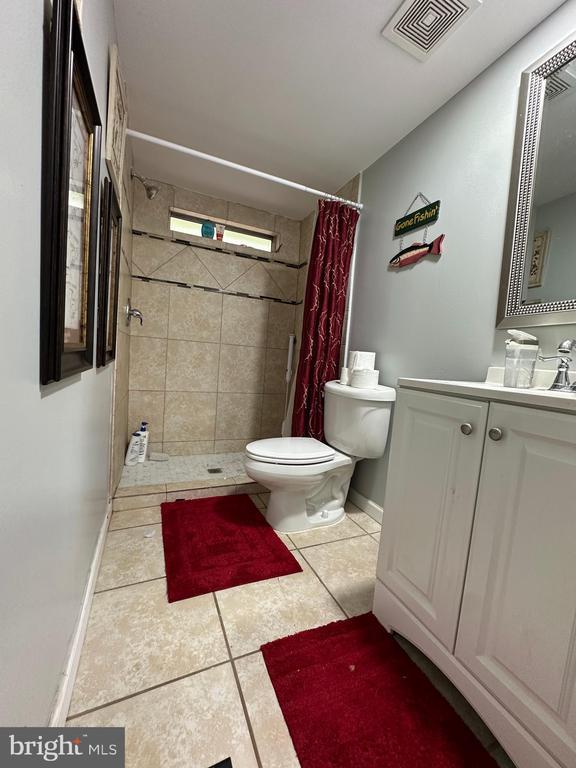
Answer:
456, 403, 576, 767
377, 389, 488, 650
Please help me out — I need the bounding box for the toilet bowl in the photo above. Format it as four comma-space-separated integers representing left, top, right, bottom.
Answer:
245, 381, 395, 533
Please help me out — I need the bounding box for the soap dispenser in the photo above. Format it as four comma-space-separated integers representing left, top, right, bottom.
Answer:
503, 330, 539, 388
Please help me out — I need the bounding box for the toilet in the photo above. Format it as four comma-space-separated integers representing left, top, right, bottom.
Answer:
244, 380, 395, 532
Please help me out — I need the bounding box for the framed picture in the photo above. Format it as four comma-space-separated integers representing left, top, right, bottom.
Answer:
528, 230, 550, 288
40, 0, 102, 384
105, 44, 128, 202
96, 178, 122, 367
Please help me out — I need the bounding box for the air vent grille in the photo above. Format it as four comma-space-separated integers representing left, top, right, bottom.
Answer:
382, 0, 482, 61
545, 71, 575, 101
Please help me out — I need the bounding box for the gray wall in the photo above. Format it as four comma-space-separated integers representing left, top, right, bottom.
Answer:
0, 0, 117, 725
350, 0, 576, 506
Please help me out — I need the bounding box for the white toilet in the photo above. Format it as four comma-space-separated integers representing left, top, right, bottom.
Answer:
244, 381, 395, 532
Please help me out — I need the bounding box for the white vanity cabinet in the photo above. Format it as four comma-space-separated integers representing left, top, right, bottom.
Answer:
374, 381, 576, 768
377, 389, 488, 650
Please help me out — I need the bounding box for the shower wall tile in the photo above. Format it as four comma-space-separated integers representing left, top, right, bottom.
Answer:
221, 295, 269, 347
297, 262, 309, 303
165, 339, 220, 392
216, 394, 263, 440
112, 392, 129, 491
152, 249, 220, 287
274, 215, 300, 264
162, 441, 215, 456
260, 394, 285, 438
128, 391, 165, 442
214, 439, 251, 453
116, 271, 132, 330
195, 250, 252, 290
173, 188, 228, 220
130, 279, 169, 339
227, 202, 274, 232
267, 302, 295, 349
164, 392, 217, 442
264, 348, 288, 394
167, 286, 222, 342
125, 178, 303, 456
132, 238, 184, 277
129, 336, 167, 391
299, 210, 316, 263
266, 262, 297, 301
115, 329, 131, 401
218, 345, 265, 394
133, 180, 174, 236
226, 263, 284, 300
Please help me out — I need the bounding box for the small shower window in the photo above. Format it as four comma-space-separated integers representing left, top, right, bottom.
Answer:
170, 209, 275, 253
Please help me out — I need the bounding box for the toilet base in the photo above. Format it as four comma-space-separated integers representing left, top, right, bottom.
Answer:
266, 490, 346, 534
246, 457, 357, 533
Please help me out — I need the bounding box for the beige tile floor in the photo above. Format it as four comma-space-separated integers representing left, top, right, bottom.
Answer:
68, 496, 515, 768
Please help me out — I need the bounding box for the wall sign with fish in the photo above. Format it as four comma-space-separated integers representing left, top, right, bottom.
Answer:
389, 193, 445, 269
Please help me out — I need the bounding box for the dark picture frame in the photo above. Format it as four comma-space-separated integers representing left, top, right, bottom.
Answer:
96, 178, 122, 367
40, 0, 102, 384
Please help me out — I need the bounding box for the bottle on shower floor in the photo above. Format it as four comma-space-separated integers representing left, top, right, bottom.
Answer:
125, 432, 141, 466
138, 422, 149, 463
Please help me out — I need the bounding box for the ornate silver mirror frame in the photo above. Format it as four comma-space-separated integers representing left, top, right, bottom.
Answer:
497, 34, 576, 329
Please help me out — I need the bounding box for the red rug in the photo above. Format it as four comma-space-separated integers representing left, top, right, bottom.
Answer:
261, 613, 499, 768
161, 494, 302, 602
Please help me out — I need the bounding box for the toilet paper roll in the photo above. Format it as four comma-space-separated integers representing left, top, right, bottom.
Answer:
350, 368, 380, 389
340, 367, 350, 386
348, 351, 376, 370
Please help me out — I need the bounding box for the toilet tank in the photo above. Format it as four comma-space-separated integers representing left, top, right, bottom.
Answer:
324, 380, 396, 459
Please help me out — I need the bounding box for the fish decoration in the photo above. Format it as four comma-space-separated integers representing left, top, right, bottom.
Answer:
389, 234, 445, 269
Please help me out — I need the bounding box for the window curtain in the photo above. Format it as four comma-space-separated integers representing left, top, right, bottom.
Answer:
291, 200, 360, 440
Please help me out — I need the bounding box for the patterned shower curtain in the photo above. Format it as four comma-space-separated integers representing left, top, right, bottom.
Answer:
291, 200, 359, 440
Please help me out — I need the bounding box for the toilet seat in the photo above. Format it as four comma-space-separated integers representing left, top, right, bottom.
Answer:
246, 437, 336, 466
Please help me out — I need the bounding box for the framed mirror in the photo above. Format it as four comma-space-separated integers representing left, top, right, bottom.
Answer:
497, 34, 576, 329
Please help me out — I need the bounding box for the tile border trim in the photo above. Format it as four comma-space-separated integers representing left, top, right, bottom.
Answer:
133, 229, 307, 270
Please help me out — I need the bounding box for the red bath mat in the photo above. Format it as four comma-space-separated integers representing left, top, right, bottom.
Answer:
161, 494, 302, 602
261, 613, 499, 768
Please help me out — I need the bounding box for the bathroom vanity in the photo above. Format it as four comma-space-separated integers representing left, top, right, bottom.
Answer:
373, 377, 576, 768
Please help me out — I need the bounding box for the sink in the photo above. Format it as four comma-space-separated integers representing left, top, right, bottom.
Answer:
397, 370, 576, 414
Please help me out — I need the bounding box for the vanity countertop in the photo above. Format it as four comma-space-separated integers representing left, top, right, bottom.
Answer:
397, 375, 576, 414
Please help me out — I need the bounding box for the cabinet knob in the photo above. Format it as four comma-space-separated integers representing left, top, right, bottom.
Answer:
460, 423, 473, 435
488, 427, 504, 441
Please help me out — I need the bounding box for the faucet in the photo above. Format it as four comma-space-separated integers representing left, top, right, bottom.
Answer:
538, 339, 576, 391
126, 298, 144, 326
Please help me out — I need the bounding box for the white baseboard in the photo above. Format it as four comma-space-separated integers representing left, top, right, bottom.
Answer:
49, 504, 111, 726
348, 488, 383, 524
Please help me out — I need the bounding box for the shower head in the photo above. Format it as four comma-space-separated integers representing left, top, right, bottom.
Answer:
131, 170, 159, 200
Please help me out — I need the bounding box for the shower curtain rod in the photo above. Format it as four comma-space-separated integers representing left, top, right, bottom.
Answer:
127, 129, 364, 211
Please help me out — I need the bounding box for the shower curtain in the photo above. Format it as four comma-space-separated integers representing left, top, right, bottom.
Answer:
291, 199, 359, 440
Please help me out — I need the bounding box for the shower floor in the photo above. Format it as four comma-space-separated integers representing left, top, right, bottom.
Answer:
118, 452, 247, 490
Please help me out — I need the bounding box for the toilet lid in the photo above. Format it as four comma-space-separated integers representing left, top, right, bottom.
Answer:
246, 437, 336, 465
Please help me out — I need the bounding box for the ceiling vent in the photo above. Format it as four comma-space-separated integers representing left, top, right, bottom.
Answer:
382, 0, 483, 61
545, 70, 576, 101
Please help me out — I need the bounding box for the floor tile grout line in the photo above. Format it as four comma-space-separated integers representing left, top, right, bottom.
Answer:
66, 659, 231, 722
212, 593, 264, 768
230, 648, 261, 662
296, 547, 352, 618
94, 575, 166, 595
290, 531, 373, 551
108, 521, 162, 532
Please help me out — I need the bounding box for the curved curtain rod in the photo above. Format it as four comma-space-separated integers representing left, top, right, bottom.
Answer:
127, 128, 363, 211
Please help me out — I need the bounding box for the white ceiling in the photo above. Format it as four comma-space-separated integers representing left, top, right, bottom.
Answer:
114, 0, 566, 219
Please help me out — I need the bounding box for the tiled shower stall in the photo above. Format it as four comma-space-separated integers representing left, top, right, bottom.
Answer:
110, 174, 360, 494
110, 179, 305, 491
